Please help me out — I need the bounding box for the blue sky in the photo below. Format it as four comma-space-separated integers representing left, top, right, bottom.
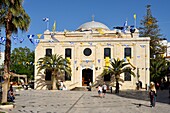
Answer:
1, 0, 170, 51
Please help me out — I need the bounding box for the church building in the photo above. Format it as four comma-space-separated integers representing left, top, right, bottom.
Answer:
34, 20, 150, 90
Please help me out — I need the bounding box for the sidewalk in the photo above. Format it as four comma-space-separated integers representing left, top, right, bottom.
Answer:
1, 89, 169, 113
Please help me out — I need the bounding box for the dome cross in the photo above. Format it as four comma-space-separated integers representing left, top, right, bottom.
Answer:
92, 15, 95, 21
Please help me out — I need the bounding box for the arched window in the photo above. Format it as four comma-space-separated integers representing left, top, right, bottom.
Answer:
104, 48, 111, 59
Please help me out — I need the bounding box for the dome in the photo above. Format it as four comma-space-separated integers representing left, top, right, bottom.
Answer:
77, 21, 110, 31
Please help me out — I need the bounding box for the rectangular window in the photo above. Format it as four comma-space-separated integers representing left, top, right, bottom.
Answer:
124, 48, 131, 58
45, 69, 52, 81
124, 72, 131, 81
65, 72, 71, 81
65, 48, 71, 59
104, 74, 111, 81
104, 48, 111, 59
46, 49, 52, 56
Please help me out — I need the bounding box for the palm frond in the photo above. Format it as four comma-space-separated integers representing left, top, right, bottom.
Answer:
101, 58, 136, 82
37, 54, 72, 78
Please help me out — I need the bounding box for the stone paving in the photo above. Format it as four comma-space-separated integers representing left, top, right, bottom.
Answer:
2, 89, 170, 113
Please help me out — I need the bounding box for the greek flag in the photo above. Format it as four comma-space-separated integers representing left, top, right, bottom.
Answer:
0, 37, 6, 44
27, 35, 34, 44
19, 38, 24, 43
33, 39, 40, 46
12, 36, 18, 40
123, 20, 128, 32
43, 18, 49, 22
13, 36, 18, 44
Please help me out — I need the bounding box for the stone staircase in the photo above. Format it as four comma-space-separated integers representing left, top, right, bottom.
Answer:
70, 87, 87, 91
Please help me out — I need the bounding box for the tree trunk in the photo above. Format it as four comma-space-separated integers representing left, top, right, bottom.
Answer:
115, 78, 119, 94
52, 75, 57, 90
2, 17, 12, 103
2, 79, 8, 103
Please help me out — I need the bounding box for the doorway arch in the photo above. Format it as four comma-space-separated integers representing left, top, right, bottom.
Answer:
82, 68, 93, 86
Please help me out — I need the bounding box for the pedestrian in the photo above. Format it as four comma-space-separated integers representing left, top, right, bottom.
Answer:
149, 82, 157, 107
7, 88, 15, 102
139, 81, 142, 89
88, 79, 92, 91
156, 82, 160, 90
20, 79, 25, 88
110, 86, 112, 93
102, 82, 107, 97
60, 81, 64, 90
98, 84, 102, 97
10, 82, 13, 91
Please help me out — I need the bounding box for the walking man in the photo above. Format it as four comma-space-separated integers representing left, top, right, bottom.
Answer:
102, 82, 107, 98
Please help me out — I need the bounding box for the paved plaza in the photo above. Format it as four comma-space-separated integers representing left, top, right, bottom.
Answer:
1, 89, 170, 113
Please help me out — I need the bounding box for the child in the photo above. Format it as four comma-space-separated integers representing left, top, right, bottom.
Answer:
98, 84, 102, 97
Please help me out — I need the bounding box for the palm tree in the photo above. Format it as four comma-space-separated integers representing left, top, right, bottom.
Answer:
101, 58, 135, 93
150, 58, 167, 83
0, 0, 30, 103
37, 54, 71, 90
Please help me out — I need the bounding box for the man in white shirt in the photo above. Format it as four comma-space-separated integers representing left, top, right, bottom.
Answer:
102, 82, 107, 97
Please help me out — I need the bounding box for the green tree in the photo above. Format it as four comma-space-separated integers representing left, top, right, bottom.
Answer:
101, 58, 135, 93
37, 54, 71, 90
0, 0, 30, 103
150, 58, 168, 83
10, 47, 34, 80
139, 5, 167, 83
139, 5, 166, 58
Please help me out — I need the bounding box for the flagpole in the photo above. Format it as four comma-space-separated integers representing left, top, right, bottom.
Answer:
47, 21, 49, 30
43, 18, 49, 30
134, 18, 136, 28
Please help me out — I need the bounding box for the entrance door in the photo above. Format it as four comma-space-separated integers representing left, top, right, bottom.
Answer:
82, 68, 93, 86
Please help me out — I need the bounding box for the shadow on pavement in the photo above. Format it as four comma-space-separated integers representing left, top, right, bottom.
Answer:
156, 90, 170, 104
107, 89, 170, 105
132, 103, 151, 108
91, 95, 100, 98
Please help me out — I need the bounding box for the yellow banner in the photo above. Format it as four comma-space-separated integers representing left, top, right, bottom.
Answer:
105, 57, 110, 66
52, 21, 56, 32
37, 34, 42, 39
97, 28, 105, 35
134, 14, 136, 20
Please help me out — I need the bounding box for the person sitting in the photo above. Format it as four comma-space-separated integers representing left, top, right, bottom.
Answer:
7, 88, 15, 102
59, 81, 64, 90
